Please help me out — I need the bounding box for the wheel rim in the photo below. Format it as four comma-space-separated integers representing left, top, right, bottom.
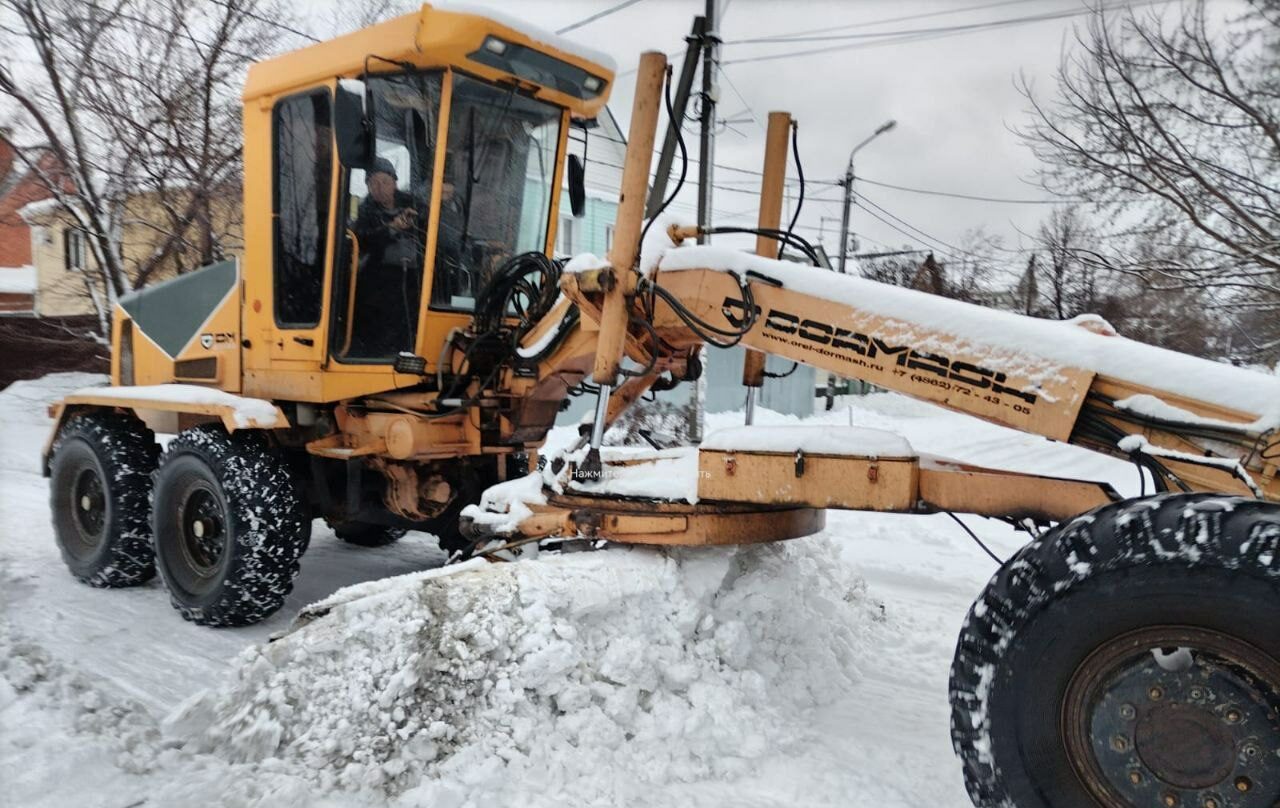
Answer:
177, 484, 227, 577
69, 465, 107, 554
1063, 626, 1280, 807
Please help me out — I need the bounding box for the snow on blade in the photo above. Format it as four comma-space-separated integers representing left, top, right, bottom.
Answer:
658, 245, 1280, 422
167, 540, 876, 805
702, 425, 916, 458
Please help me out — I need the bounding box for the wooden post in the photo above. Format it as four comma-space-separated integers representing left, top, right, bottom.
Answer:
592, 50, 667, 388
742, 111, 791, 423
582, 50, 668, 466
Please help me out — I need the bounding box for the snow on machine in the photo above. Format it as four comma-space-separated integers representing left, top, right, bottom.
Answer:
40, 5, 1279, 807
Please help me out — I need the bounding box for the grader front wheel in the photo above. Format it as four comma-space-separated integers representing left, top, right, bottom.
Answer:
950, 494, 1280, 808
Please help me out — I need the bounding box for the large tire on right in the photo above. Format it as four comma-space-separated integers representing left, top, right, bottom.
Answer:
151, 424, 310, 627
949, 494, 1280, 808
48, 411, 159, 587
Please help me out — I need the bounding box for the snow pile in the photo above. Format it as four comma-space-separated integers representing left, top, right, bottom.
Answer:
168, 539, 876, 806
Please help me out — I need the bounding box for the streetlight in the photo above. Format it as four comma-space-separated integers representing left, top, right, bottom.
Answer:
837, 119, 896, 274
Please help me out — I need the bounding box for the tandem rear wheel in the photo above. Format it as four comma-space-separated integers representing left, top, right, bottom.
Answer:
48, 412, 160, 587
950, 494, 1280, 808
150, 424, 310, 627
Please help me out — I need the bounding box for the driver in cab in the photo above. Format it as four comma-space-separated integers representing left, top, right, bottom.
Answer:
349, 156, 426, 356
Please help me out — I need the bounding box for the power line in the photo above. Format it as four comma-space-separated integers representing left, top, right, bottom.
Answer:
727, 1, 1087, 44
206, 0, 319, 44
722, 0, 1170, 66
856, 175, 1082, 205
854, 195, 993, 262
580, 139, 815, 185
730, 0, 1051, 43
556, 0, 646, 35
856, 191, 1035, 260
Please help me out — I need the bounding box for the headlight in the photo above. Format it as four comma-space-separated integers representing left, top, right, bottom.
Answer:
483, 36, 508, 55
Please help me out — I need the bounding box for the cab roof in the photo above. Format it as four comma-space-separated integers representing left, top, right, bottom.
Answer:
243, 3, 616, 118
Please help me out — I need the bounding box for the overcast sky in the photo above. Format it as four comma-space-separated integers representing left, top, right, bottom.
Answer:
421, 0, 1188, 273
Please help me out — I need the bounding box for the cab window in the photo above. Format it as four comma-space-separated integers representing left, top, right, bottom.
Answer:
331, 72, 442, 362
272, 91, 332, 328
431, 74, 562, 311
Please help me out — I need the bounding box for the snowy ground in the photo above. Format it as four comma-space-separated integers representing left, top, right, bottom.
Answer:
0, 374, 1136, 807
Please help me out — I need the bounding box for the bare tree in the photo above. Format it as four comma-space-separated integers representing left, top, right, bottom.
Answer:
320, 0, 418, 36
1021, 0, 1279, 362
1032, 206, 1109, 319
0, 0, 284, 333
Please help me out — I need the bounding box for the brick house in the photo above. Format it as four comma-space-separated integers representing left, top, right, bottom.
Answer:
0, 136, 61, 314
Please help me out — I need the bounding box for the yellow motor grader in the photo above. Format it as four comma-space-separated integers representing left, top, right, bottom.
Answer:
40, 5, 1279, 807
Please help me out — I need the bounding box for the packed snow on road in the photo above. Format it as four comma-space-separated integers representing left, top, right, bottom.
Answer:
0, 373, 1135, 807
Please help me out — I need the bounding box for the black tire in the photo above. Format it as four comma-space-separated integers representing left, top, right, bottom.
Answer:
331, 522, 406, 547
950, 494, 1280, 808
151, 424, 310, 627
48, 411, 159, 587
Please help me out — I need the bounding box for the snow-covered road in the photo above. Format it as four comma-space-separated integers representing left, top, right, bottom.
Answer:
0, 374, 1134, 807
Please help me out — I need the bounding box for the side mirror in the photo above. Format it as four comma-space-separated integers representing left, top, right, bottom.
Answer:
567, 154, 586, 219
334, 79, 374, 170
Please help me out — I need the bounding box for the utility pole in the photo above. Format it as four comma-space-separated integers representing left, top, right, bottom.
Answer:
688, 0, 719, 444
837, 168, 854, 274
696, 0, 719, 244
836, 119, 897, 275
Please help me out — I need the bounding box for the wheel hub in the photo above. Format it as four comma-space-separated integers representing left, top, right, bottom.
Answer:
179, 487, 227, 576
71, 467, 106, 543
1064, 626, 1280, 808
1134, 701, 1236, 789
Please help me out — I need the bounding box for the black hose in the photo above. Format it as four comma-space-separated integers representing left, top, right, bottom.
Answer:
779, 122, 804, 261
638, 65, 688, 257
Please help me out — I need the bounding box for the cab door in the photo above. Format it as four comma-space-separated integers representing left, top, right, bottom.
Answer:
268, 88, 334, 363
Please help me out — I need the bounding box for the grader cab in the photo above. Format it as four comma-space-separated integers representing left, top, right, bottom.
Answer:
41, 6, 1280, 808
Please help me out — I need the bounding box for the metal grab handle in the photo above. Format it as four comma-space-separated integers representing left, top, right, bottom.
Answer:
337, 228, 361, 357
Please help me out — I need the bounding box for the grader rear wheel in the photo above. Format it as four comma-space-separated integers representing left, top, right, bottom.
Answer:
950, 494, 1280, 808
152, 425, 310, 627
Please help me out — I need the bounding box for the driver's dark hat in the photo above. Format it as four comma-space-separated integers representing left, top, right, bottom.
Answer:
370, 157, 397, 179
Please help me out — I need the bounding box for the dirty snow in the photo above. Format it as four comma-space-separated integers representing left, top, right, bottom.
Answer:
1, 373, 1140, 807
